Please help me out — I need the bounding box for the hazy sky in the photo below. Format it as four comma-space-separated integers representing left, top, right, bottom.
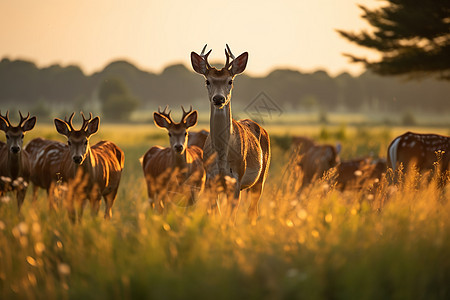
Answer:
0, 0, 381, 76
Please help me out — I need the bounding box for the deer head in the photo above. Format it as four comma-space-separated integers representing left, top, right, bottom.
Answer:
54, 112, 99, 165
153, 105, 198, 154
0, 111, 36, 154
191, 44, 248, 108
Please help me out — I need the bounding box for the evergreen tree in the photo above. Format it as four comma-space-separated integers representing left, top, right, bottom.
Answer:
337, 0, 450, 80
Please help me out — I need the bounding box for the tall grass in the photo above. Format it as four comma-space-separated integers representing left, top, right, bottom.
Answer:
0, 125, 449, 299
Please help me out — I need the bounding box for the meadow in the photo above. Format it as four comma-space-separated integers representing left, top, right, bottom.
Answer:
1, 122, 450, 299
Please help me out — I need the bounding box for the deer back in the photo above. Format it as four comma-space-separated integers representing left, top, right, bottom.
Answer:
25, 137, 67, 190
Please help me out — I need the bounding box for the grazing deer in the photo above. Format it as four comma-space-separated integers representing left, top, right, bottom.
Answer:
25, 137, 67, 205
191, 44, 271, 221
141, 106, 205, 212
0, 111, 36, 209
387, 131, 450, 178
334, 157, 386, 191
54, 112, 124, 221
291, 136, 316, 155
299, 144, 340, 187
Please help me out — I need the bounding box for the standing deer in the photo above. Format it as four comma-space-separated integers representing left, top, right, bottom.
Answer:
54, 112, 124, 221
141, 106, 205, 212
0, 111, 36, 210
191, 44, 271, 221
25, 137, 67, 205
387, 131, 450, 178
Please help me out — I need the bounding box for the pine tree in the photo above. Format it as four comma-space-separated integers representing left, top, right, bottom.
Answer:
337, 0, 450, 80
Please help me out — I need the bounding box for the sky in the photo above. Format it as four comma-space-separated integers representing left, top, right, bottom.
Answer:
0, 0, 381, 77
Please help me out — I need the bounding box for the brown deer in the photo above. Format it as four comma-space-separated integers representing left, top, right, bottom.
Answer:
54, 112, 124, 221
191, 44, 271, 221
334, 157, 387, 191
188, 129, 209, 149
387, 131, 450, 178
141, 106, 205, 212
298, 144, 340, 187
25, 137, 67, 205
0, 111, 36, 209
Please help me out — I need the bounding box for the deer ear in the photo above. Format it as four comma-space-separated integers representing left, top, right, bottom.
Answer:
22, 116, 36, 132
184, 111, 198, 129
86, 117, 100, 137
153, 112, 171, 129
231, 52, 248, 76
191, 52, 207, 75
54, 118, 70, 136
0, 116, 8, 132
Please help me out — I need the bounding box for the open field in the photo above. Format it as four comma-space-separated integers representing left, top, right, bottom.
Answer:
1, 124, 450, 299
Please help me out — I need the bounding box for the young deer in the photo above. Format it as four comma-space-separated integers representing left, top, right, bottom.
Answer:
0, 111, 36, 210
54, 112, 124, 221
191, 44, 271, 222
141, 106, 205, 212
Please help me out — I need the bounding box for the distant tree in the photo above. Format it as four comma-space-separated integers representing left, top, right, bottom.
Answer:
337, 1, 450, 80
98, 77, 140, 121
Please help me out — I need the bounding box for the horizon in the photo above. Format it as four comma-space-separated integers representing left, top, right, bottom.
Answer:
0, 55, 371, 78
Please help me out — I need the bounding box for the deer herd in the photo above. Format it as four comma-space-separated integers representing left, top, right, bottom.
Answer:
0, 45, 449, 223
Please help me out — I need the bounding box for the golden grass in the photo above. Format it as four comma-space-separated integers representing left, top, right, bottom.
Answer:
0, 124, 449, 299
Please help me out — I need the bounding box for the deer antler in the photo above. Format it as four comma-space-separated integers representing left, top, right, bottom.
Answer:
0, 110, 12, 127
19, 111, 30, 127
158, 105, 173, 123
181, 105, 193, 123
200, 44, 212, 70
224, 44, 235, 69
64, 112, 76, 131
80, 112, 93, 131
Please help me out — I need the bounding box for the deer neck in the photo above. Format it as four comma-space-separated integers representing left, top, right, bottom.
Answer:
172, 150, 187, 170
73, 147, 94, 177
8, 151, 21, 179
210, 101, 233, 152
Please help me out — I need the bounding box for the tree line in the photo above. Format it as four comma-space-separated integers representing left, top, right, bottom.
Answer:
0, 58, 449, 121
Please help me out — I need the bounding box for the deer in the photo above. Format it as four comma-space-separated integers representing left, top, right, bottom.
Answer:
188, 129, 209, 149
141, 106, 205, 212
0, 111, 36, 210
334, 157, 387, 191
298, 143, 340, 187
387, 131, 450, 181
191, 44, 271, 222
54, 112, 124, 222
25, 137, 67, 206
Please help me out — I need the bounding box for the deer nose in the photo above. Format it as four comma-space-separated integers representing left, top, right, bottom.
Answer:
174, 144, 183, 153
11, 146, 20, 154
212, 95, 225, 106
73, 156, 83, 164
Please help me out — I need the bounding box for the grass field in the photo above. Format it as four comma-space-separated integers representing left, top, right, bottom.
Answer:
1, 124, 449, 299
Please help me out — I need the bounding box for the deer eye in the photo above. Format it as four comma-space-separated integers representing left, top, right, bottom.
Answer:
206, 80, 210, 86
84, 140, 88, 146
185, 133, 188, 136
168, 133, 172, 137
6, 135, 9, 139
67, 141, 71, 146
228, 80, 233, 85
21, 134, 24, 139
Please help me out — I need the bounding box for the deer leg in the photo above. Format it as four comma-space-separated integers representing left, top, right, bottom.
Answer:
103, 189, 118, 220
32, 184, 39, 203
77, 198, 88, 223
16, 188, 26, 211
247, 181, 264, 225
